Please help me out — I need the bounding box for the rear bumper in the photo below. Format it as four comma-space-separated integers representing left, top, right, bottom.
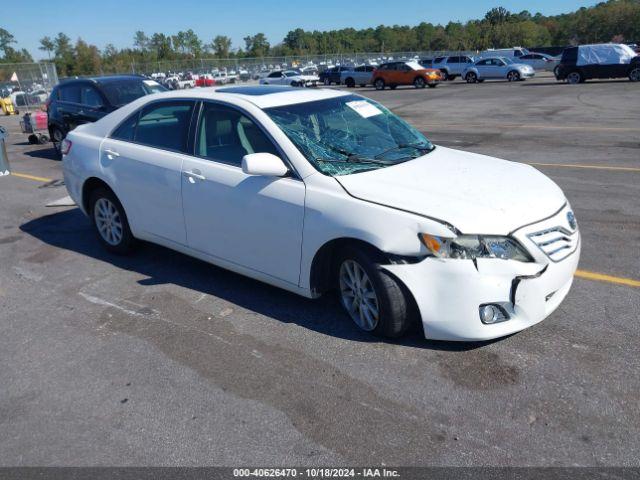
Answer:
383, 206, 580, 341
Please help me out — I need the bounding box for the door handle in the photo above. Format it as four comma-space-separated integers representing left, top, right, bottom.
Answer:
104, 148, 120, 158
184, 170, 205, 181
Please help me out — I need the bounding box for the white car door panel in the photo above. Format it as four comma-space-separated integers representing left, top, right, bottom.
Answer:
181, 102, 305, 285
102, 100, 196, 245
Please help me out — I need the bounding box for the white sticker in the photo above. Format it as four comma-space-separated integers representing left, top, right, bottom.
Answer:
346, 100, 382, 118
143, 80, 161, 87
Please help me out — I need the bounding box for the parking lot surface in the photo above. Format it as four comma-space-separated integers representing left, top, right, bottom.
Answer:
0, 75, 638, 466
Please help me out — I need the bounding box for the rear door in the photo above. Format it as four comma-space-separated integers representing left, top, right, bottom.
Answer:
100, 99, 196, 245
77, 84, 108, 125
56, 84, 82, 133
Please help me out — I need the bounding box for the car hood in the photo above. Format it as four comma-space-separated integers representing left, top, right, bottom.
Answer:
335, 146, 566, 235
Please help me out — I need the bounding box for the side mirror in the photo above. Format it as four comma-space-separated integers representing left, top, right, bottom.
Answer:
241, 153, 289, 177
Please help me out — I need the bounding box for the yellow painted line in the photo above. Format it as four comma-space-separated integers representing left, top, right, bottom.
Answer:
526, 162, 640, 172
575, 270, 640, 288
416, 123, 640, 133
11, 172, 53, 183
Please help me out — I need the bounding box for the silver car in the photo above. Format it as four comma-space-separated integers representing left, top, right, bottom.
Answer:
463, 57, 535, 83
518, 52, 559, 72
340, 65, 376, 87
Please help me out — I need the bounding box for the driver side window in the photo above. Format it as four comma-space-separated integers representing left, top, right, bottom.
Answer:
196, 103, 279, 167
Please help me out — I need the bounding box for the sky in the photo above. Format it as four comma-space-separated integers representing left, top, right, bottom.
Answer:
5, 0, 599, 60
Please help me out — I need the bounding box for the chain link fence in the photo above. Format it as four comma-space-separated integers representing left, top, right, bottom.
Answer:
0, 62, 59, 108
107, 51, 478, 77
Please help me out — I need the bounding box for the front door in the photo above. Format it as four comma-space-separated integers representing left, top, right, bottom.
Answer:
181, 101, 305, 286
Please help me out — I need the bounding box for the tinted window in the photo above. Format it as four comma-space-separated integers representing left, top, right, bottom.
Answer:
59, 85, 81, 103
448, 57, 460, 63
196, 103, 278, 166
476, 59, 489, 66
80, 86, 104, 107
354, 66, 364, 72
99, 79, 152, 107
111, 112, 139, 141
268, 72, 281, 78
520, 54, 533, 59
135, 101, 194, 153
562, 48, 578, 63
433, 57, 445, 64
365, 66, 375, 72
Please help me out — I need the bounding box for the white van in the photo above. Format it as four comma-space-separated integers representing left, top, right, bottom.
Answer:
476, 47, 530, 60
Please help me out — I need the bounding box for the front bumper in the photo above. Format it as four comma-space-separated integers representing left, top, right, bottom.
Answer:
384, 205, 580, 341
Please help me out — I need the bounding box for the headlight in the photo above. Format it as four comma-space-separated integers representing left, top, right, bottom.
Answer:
419, 234, 533, 262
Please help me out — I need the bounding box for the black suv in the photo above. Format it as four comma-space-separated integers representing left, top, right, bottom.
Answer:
47, 75, 166, 156
555, 44, 640, 84
319, 66, 350, 85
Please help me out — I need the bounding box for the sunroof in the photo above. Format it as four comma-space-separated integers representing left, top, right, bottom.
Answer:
216, 85, 297, 96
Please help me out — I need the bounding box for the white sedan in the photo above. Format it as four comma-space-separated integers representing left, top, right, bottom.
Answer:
62, 86, 579, 341
260, 70, 319, 87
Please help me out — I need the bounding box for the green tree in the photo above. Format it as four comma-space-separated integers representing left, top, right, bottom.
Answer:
212, 35, 232, 58
243, 33, 270, 57
39, 36, 55, 60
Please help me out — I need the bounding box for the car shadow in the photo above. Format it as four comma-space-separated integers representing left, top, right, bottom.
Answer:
20, 208, 492, 352
22, 146, 59, 161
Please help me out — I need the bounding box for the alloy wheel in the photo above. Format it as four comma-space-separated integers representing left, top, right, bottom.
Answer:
567, 72, 581, 84
94, 198, 124, 246
629, 68, 640, 82
339, 259, 380, 332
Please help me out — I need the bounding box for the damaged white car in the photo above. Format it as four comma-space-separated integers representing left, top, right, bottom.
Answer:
62, 86, 580, 341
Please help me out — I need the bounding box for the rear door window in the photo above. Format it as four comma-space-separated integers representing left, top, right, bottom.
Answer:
123, 100, 195, 153
59, 85, 81, 103
80, 86, 104, 108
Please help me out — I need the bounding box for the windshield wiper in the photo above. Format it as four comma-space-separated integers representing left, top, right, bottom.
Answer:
374, 142, 434, 160
320, 144, 395, 165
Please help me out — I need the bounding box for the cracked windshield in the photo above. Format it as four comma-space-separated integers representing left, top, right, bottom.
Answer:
265, 94, 434, 176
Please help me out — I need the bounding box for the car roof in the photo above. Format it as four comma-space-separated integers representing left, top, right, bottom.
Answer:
57, 75, 147, 87
147, 85, 351, 109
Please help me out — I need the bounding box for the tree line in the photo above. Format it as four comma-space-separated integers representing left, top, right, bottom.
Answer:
1, 0, 639, 77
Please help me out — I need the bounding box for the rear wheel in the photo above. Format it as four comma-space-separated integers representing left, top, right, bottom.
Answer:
628, 67, 640, 82
413, 76, 426, 89
507, 70, 520, 82
336, 247, 411, 338
566, 71, 582, 84
345, 77, 355, 88
323, 77, 330, 86
466, 72, 478, 83
440, 70, 449, 81
90, 187, 135, 254
374, 78, 385, 90
50, 126, 64, 159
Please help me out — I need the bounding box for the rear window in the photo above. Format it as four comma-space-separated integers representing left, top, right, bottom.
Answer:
99, 79, 165, 107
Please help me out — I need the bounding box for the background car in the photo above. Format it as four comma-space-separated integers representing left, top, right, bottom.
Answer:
319, 66, 350, 85
372, 61, 441, 90
518, 52, 559, 71
463, 57, 535, 83
340, 65, 376, 87
259, 70, 319, 87
475, 47, 530, 60
47, 75, 166, 157
432, 55, 475, 80
554, 43, 640, 83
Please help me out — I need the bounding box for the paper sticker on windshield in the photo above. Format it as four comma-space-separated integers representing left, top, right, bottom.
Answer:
346, 100, 382, 118
143, 80, 161, 87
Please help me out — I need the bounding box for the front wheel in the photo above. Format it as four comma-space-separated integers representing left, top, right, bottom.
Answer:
413, 77, 426, 89
90, 188, 135, 254
628, 67, 640, 82
345, 78, 355, 88
337, 247, 411, 338
466, 72, 478, 83
566, 71, 582, 84
507, 70, 520, 82
374, 78, 385, 90
50, 127, 65, 159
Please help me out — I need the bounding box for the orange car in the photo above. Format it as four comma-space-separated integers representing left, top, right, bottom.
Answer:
372, 61, 442, 90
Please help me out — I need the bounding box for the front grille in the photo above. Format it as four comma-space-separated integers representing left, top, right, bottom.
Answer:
527, 226, 578, 262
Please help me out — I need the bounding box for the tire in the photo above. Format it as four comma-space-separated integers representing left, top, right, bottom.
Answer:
50, 126, 65, 159
374, 78, 385, 90
466, 72, 478, 83
566, 71, 582, 84
447, 75, 456, 81
89, 187, 135, 254
413, 76, 426, 89
323, 77, 330, 86
336, 246, 411, 338
345, 77, 355, 88
628, 67, 640, 82
440, 70, 449, 81
507, 70, 520, 82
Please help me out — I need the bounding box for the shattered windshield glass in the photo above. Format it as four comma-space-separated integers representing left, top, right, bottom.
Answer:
264, 94, 434, 176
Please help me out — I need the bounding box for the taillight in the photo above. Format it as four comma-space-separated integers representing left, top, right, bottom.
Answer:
60, 139, 72, 155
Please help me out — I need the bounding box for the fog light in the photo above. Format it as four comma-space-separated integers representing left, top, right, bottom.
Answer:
479, 303, 510, 324
480, 305, 499, 324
